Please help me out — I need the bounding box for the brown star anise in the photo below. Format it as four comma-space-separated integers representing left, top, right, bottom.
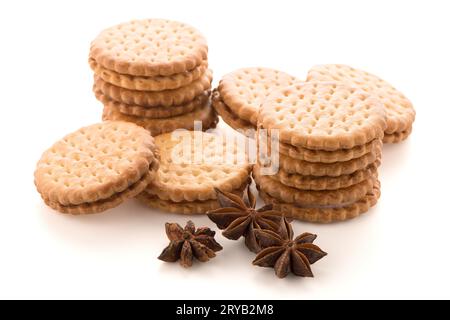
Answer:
158, 220, 223, 268
207, 186, 283, 253
253, 218, 327, 278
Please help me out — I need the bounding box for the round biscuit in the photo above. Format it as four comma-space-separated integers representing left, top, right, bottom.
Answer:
90, 19, 208, 76
218, 67, 299, 125
144, 131, 252, 202
34, 121, 157, 208
258, 82, 387, 150
307, 64, 415, 135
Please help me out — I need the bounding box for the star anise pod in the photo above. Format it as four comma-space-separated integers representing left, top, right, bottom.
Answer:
207, 186, 283, 253
158, 220, 223, 268
253, 218, 327, 278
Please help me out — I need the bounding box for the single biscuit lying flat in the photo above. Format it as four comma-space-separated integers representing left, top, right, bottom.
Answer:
94, 69, 212, 107
102, 99, 218, 136
143, 131, 252, 202
34, 121, 158, 214
217, 67, 298, 125
307, 64, 415, 136
90, 58, 208, 91
90, 19, 208, 76
95, 90, 209, 118
258, 180, 380, 223
258, 82, 386, 150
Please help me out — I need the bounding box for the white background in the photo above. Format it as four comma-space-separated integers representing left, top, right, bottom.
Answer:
0, 0, 449, 299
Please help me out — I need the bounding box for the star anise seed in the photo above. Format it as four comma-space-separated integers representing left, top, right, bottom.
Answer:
207, 186, 284, 253
158, 220, 223, 268
252, 217, 327, 278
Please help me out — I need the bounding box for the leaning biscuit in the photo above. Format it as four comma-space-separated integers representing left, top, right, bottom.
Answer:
307, 64, 415, 136
217, 67, 298, 125
258, 82, 387, 150
143, 131, 252, 202
102, 98, 218, 136
253, 167, 376, 206
94, 69, 212, 107
211, 89, 255, 136
43, 164, 156, 215
258, 180, 380, 223
383, 126, 412, 143
89, 58, 208, 91
95, 90, 209, 118
89, 19, 208, 76
34, 121, 158, 214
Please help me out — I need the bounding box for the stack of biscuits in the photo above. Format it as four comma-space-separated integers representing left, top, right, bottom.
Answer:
138, 131, 252, 214
89, 19, 218, 136
254, 82, 387, 223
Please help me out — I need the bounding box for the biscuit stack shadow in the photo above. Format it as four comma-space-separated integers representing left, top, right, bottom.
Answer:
254, 82, 387, 223
89, 19, 218, 136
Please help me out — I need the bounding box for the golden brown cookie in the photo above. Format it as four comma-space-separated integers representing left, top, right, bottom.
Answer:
90, 58, 208, 91
275, 137, 382, 163
253, 168, 376, 206
89, 19, 208, 76
101, 99, 218, 136
137, 192, 220, 214
143, 131, 252, 202
271, 142, 381, 177
307, 64, 415, 135
34, 121, 158, 214
259, 160, 380, 191
258, 82, 386, 150
217, 67, 299, 125
95, 90, 209, 118
258, 180, 380, 223
94, 69, 212, 107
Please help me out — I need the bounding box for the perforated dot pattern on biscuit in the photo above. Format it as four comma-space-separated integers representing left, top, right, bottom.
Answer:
258, 82, 386, 150
307, 64, 415, 134
218, 67, 299, 125
145, 132, 251, 202
90, 19, 208, 76
34, 121, 156, 206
